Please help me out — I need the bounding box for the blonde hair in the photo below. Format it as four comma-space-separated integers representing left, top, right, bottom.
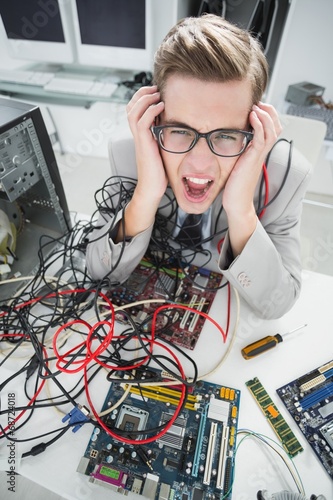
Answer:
153, 14, 268, 104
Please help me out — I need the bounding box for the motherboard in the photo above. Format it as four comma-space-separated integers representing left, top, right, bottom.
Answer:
77, 368, 240, 499
276, 359, 333, 478
107, 258, 223, 350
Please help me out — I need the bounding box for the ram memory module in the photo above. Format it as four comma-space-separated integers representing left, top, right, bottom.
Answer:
246, 377, 303, 457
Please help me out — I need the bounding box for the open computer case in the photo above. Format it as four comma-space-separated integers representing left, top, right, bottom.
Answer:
0, 97, 71, 300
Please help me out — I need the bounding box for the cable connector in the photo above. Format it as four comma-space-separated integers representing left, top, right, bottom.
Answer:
136, 447, 153, 470
26, 354, 40, 379
62, 404, 90, 432
28, 442, 48, 456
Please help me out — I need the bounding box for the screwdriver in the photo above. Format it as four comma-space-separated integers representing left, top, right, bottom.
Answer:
241, 324, 307, 360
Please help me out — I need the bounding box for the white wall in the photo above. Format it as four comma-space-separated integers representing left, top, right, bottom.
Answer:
267, 0, 333, 107
266, 0, 333, 196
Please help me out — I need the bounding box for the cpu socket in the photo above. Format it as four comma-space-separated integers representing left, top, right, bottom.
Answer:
116, 404, 149, 438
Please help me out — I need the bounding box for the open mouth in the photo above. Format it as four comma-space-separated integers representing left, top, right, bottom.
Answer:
183, 176, 213, 200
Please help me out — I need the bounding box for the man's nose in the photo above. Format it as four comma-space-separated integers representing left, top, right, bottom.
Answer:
187, 135, 213, 158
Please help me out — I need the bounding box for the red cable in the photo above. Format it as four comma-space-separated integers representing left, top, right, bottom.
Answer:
0, 333, 29, 339
83, 302, 226, 444
0, 287, 113, 318
151, 303, 226, 343
52, 300, 223, 444
52, 298, 227, 374
83, 336, 186, 445
53, 318, 115, 373
2, 287, 228, 444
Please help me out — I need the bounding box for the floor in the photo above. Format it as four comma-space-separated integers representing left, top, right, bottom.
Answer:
1, 153, 332, 500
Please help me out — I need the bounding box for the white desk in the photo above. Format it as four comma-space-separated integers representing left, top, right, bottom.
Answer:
1, 270, 332, 499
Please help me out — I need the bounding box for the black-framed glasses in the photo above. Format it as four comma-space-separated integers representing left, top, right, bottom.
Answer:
151, 125, 253, 157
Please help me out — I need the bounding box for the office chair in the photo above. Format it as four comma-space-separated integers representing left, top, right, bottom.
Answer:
279, 113, 327, 167
108, 129, 137, 179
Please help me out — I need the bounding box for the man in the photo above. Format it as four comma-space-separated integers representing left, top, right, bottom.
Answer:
86, 14, 312, 319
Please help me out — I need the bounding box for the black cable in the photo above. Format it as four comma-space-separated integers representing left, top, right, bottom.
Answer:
0, 139, 293, 456
0, 335, 29, 368
21, 426, 71, 458
257, 138, 293, 214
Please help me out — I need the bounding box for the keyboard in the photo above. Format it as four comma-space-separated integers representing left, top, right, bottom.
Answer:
287, 104, 333, 141
43, 77, 118, 97
0, 69, 54, 86
0, 69, 118, 98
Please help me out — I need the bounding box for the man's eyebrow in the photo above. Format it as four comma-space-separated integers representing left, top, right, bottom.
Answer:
162, 119, 190, 127
162, 119, 251, 130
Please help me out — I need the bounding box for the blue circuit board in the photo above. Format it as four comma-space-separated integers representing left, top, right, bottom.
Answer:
276, 359, 333, 478
77, 368, 241, 499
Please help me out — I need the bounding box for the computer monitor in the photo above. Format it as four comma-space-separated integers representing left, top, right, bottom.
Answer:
0, 0, 75, 64
70, 0, 153, 72
70, 0, 193, 72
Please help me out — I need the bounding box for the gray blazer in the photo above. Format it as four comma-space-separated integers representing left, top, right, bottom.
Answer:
86, 134, 312, 319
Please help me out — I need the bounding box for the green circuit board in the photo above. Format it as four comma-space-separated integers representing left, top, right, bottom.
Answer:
246, 377, 303, 458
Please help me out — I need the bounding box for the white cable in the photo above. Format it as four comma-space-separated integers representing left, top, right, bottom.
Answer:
236, 429, 305, 496
197, 285, 240, 381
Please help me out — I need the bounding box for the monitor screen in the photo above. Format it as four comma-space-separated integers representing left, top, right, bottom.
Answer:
77, 0, 146, 50
0, 0, 75, 64
0, 0, 194, 72
72, 0, 153, 71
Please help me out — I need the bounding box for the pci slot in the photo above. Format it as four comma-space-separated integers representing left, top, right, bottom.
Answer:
189, 297, 206, 333
203, 421, 218, 485
180, 294, 198, 329
216, 425, 229, 490
192, 404, 208, 477
175, 283, 183, 298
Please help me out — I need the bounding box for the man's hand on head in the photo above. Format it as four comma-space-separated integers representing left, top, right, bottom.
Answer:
116, 87, 168, 242
127, 85, 168, 204
222, 102, 282, 256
